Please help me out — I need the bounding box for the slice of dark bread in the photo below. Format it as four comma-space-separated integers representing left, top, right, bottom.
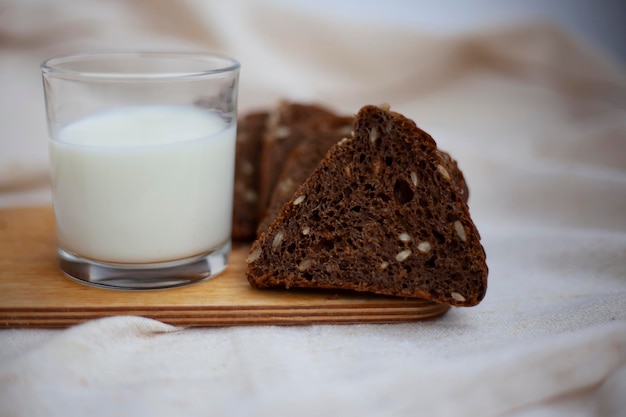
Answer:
232, 111, 269, 241
258, 102, 339, 215
256, 115, 354, 235
246, 104, 487, 307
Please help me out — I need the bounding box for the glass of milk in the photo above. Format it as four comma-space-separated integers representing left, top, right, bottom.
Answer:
41, 52, 240, 290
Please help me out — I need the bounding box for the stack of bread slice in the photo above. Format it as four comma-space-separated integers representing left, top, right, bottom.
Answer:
233, 102, 487, 306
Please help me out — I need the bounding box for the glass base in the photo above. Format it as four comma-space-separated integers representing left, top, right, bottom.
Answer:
57, 241, 230, 290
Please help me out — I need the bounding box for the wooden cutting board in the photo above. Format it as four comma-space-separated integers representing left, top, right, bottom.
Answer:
0, 207, 449, 327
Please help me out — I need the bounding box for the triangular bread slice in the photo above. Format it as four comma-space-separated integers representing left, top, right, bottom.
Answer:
246, 105, 488, 306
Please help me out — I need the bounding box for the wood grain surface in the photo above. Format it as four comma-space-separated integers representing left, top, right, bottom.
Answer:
0, 207, 450, 327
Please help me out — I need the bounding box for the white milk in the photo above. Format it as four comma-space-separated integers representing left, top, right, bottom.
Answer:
49, 105, 236, 264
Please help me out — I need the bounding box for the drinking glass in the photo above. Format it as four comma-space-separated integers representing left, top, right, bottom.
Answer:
42, 52, 240, 289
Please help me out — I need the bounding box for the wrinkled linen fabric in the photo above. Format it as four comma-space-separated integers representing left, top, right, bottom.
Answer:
0, 1, 625, 416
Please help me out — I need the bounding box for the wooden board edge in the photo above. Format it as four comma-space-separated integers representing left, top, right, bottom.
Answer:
0, 305, 450, 328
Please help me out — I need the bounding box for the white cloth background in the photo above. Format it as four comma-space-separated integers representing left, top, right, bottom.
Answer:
1, 1, 625, 416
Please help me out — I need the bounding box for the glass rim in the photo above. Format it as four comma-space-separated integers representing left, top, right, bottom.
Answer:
41, 51, 240, 81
